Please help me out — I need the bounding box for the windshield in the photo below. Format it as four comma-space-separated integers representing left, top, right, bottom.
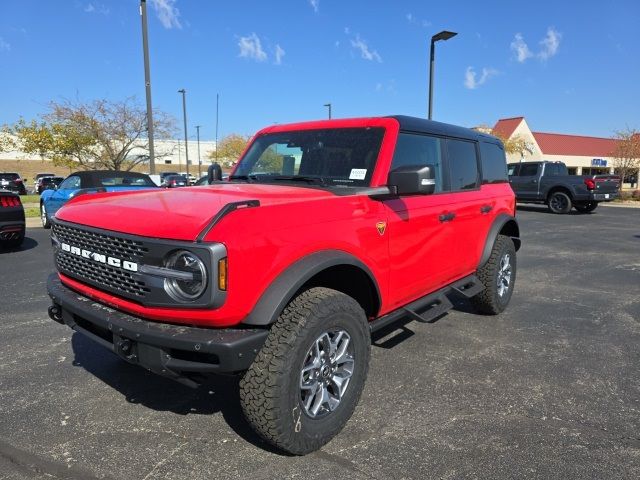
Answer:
232, 127, 385, 187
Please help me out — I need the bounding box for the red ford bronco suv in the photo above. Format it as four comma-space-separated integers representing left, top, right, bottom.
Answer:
47, 116, 520, 454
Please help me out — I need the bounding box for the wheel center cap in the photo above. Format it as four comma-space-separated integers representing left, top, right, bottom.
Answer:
321, 365, 331, 378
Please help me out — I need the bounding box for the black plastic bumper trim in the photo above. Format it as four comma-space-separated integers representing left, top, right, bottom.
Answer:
47, 273, 268, 384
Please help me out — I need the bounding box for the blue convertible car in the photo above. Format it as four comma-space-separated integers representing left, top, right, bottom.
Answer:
40, 170, 158, 228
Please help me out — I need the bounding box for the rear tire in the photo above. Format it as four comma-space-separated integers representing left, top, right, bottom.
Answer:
547, 191, 572, 214
41, 203, 51, 229
472, 235, 516, 315
574, 202, 598, 213
240, 287, 370, 455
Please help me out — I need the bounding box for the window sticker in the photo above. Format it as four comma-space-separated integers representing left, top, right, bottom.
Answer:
349, 168, 367, 180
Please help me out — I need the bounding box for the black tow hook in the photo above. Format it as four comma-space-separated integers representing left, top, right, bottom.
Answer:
48, 305, 64, 324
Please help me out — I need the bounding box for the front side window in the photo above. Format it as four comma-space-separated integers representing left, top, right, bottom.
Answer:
391, 132, 444, 193
232, 128, 385, 187
518, 163, 539, 177
507, 164, 519, 176
447, 139, 479, 191
59, 176, 81, 190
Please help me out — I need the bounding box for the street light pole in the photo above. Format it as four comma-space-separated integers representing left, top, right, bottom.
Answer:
195, 125, 202, 178
324, 103, 332, 119
140, 0, 155, 173
178, 89, 190, 182
215, 93, 219, 163
428, 30, 457, 120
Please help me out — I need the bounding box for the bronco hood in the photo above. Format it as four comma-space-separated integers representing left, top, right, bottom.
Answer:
55, 184, 335, 241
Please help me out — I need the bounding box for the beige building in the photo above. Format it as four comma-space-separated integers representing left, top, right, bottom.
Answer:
492, 117, 639, 185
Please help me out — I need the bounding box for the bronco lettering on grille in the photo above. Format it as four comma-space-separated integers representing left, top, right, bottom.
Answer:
60, 242, 138, 272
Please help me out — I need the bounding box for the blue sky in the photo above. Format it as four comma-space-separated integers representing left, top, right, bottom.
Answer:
0, 0, 638, 140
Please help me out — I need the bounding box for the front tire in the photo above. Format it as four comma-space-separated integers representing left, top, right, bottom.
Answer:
548, 191, 572, 214
41, 203, 51, 229
574, 202, 598, 213
472, 234, 517, 315
240, 287, 370, 455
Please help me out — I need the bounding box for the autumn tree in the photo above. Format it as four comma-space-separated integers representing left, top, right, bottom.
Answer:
0, 125, 16, 153
492, 131, 534, 159
10, 97, 176, 171
207, 133, 251, 166
612, 128, 640, 188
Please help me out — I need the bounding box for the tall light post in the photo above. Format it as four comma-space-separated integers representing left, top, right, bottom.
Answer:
195, 125, 202, 178
215, 93, 219, 163
177, 89, 190, 182
428, 30, 457, 120
324, 103, 332, 119
140, 0, 155, 173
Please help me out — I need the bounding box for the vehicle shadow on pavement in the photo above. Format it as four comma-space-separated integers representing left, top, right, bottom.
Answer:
70, 333, 286, 455
371, 293, 475, 349
516, 205, 584, 215
0, 236, 38, 254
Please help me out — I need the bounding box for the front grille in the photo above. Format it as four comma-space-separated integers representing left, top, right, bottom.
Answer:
53, 222, 148, 261
57, 253, 150, 297
53, 222, 151, 300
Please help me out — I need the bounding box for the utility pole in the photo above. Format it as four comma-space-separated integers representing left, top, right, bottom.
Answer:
178, 89, 190, 182
195, 125, 202, 178
140, 0, 155, 173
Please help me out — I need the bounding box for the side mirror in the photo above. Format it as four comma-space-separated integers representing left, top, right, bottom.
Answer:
387, 164, 436, 195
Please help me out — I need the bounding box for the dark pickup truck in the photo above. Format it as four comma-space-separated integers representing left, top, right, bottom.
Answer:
508, 161, 620, 213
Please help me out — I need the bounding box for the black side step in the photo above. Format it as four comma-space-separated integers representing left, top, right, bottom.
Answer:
369, 274, 484, 333
450, 275, 484, 298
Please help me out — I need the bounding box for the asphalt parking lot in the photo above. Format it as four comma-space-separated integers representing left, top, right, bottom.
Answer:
1, 205, 639, 480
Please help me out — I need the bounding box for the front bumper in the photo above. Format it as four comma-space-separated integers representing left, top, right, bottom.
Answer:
47, 274, 268, 387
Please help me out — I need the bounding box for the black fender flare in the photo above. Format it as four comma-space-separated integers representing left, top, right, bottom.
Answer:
478, 214, 521, 268
242, 250, 381, 326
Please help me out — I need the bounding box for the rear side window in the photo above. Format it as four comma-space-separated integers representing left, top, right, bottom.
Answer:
518, 163, 539, 176
391, 133, 444, 192
507, 164, 519, 176
446, 139, 479, 191
479, 142, 508, 184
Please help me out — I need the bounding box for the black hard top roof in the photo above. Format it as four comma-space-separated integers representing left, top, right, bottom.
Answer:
68, 170, 153, 187
389, 115, 501, 144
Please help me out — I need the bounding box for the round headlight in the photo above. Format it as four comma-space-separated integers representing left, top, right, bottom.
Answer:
163, 250, 208, 302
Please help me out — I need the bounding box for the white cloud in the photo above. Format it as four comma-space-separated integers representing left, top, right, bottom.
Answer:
510, 33, 533, 63
538, 27, 561, 60
350, 34, 382, 62
464, 66, 498, 89
150, 0, 182, 29
334, 40, 340, 47
238, 33, 267, 62
406, 12, 431, 27
344, 26, 350, 34
511, 28, 562, 63
309, 0, 319, 13
0, 37, 10, 52
84, 3, 109, 15
274, 44, 285, 65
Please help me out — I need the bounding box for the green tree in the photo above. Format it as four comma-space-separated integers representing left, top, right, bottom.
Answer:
10, 97, 176, 171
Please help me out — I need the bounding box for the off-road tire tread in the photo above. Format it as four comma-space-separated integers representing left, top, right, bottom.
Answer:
472, 234, 516, 315
239, 287, 369, 455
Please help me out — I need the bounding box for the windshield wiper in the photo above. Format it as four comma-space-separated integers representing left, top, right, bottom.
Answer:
270, 175, 327, 185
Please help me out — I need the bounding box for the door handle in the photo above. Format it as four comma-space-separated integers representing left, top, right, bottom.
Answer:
480, 205, 493, 214
439, 212, 456, 222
